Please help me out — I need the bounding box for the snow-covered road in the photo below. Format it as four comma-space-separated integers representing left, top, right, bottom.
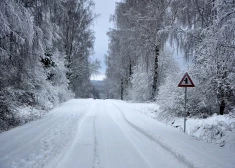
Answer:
0, 99, 234, 168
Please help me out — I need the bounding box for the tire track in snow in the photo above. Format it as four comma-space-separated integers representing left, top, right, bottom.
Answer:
13, 110, 88, 168
97, 110, 110, 168
1, 102, 92, 168
112, 103, 198, 168
56, 101, 99, 168
105, 105, 151, 168
92, 114, 99, 168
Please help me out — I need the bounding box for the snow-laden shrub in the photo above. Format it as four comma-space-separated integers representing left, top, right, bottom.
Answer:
197, 120, 235, 147
126, 64, 152, 102
155, 49, 188, 118
229, 108, 235, 118
157, 72, 185, 118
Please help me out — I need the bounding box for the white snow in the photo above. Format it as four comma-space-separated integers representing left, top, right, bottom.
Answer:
0, 99, 234, 168
170, 114, 235, 148
140, 104, 235, 149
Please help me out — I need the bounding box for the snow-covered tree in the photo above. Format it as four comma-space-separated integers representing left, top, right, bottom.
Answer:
106, 0, 235, 117
168, 0, 235, 115
0, 0, 96, 131
105, 0, 172, 100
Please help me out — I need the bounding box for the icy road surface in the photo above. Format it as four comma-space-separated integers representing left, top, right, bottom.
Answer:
0, 99, 234, 168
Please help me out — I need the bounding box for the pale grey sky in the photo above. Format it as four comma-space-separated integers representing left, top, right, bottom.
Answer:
91, 0, 120, 80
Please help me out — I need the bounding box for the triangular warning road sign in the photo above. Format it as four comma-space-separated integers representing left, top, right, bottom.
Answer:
178, 72, 195, 87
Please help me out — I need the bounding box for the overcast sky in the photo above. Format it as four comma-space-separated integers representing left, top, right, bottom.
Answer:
91, 0, 120, 80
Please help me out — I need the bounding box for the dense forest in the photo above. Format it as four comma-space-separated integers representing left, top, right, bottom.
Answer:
105, 0, 235, 118
0, 0, 98, 130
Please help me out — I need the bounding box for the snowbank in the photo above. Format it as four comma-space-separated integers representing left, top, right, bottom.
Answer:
137, 103, 235, 149
171, 114, 235, 148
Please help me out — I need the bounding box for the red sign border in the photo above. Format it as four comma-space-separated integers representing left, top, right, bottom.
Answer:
178, 72, 195, 87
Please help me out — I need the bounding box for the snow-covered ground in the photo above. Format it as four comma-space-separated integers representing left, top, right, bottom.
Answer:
139, 103, 235, 149
171, 114, 235, 148
0, 99, 234, 168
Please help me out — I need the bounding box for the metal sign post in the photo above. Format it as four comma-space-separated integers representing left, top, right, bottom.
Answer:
178, 72, 195, 133
184, 87, 187, 133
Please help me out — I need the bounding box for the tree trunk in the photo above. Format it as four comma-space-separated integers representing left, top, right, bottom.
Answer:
129, 60, 132, 77
151, 45, 159, 99
121, 78, 124, 100
219, 100, 225, 115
